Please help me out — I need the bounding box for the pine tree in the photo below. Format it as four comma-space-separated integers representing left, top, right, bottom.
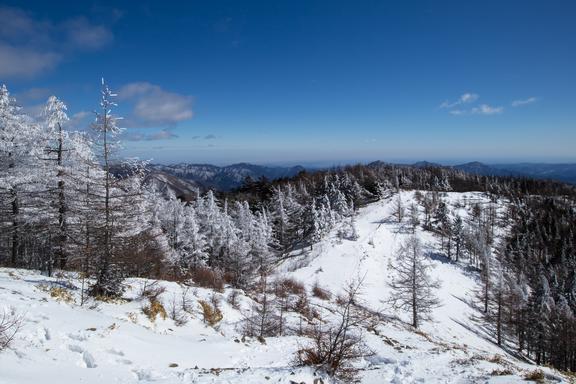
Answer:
389, 236, 440, 328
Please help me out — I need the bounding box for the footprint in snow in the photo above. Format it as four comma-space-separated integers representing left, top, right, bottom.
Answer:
68, 332, 88, 341
107, 348, 125, 356
82, 351, 97, 368
68, 344, 97, 368
68, 344, 84, 353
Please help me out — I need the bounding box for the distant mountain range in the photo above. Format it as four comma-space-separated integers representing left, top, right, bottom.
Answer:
143, 161, 576, 197
451, 162, 576, 185
148, 162, 305, 193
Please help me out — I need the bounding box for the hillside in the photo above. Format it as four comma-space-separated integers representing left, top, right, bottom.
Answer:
452, 162, 576, 185
0, 192, 567, 384
149, 163, 306, 191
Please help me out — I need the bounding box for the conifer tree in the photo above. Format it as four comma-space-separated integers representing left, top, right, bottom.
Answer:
389, 236, 440, 328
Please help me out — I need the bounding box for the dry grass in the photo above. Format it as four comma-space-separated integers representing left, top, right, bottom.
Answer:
198, 300, 223, 326
94, 294, 129, 304
311, 283, 331, 300
274, 278, 306, 297
524, 369, 545, 382
490, 369, 513, 376
142, 298, 167, 322
49, 287, 75, 303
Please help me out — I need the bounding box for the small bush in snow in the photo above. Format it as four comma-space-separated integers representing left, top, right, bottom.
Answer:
49, 287, 75, 304
490, 369, 513, 376
227, 289, 241, 309
142, 298, 167, 322
311, 283, 331, 301
167, 294, 188, 326
274, 278, 305, 297
138, 281, 166, 301
198, 300, 222, 326
523, 369, 545, 381
292, 292, 313, 320
0, 308, 22, 351
295, 280, 372, 382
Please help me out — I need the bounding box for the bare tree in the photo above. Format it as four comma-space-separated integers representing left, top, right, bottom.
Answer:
242, 275, 281, 339
408, 203, 420, 234
295, 279, 373, 381
392, 195, 405, 224
389, 236, 440, 328
0, 308, 23, 351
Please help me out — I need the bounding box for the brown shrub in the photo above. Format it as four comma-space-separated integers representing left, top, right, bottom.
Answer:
335, 294, 347, 306
142, 298, 167, 322
490, 369, 513, 376
199, 300, 223, 326
191, 267, 225, 292
275, 278, 306, 297
311, 283, 331, 301
50, 287, 75, 304
524, 369, 545, 381
138, 281, 166, 301
294, 280, 373, 382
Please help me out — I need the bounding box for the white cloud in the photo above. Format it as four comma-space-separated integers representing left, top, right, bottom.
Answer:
0, 44, 61, 77
471, 104, 504, 115
14, 87, 51, 102
511, 97, 538, 107
440, 92, 479, 109
440, 92, 504, 116
0, 6, 113, 78
64, 17, 113, 49
124, 129, 179, 141
118, 82, 194, 127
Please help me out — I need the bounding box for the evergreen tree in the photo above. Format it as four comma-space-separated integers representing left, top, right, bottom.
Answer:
389, 236, 440, 328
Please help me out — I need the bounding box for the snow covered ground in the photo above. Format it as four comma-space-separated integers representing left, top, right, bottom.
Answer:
0, 191, 568, 383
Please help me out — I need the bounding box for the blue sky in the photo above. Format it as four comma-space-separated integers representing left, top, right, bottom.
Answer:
1, 1, 575, 165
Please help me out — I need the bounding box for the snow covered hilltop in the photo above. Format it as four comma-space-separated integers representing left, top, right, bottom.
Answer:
0, 193, 572, 383
1, 82, 576, 383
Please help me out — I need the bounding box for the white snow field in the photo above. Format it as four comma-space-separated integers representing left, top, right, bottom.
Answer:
0, 192, 568, 383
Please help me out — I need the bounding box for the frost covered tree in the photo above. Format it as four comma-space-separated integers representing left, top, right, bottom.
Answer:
302, 200, 321, 250
389, 236, 440, 328
156, 192, 207, 273
41, 95, 73, 272
88, 79, 140, 297
0, 85, 43, 266
451, 215, 463, 262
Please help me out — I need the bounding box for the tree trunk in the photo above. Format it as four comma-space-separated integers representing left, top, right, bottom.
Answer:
11, 189, 19, 266
56, 122, 68, 269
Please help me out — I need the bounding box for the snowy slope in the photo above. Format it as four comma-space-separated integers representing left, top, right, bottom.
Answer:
0, 191, 568, 384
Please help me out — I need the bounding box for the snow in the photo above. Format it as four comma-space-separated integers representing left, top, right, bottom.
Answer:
0, 191, 567, 383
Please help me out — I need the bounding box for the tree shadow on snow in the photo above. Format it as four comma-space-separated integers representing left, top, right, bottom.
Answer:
23, 278, 78, 290
427, 251, 455, 265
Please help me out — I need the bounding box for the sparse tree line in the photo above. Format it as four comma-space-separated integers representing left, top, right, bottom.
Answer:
393, 188, 576, 372
2, 80, 576, 373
